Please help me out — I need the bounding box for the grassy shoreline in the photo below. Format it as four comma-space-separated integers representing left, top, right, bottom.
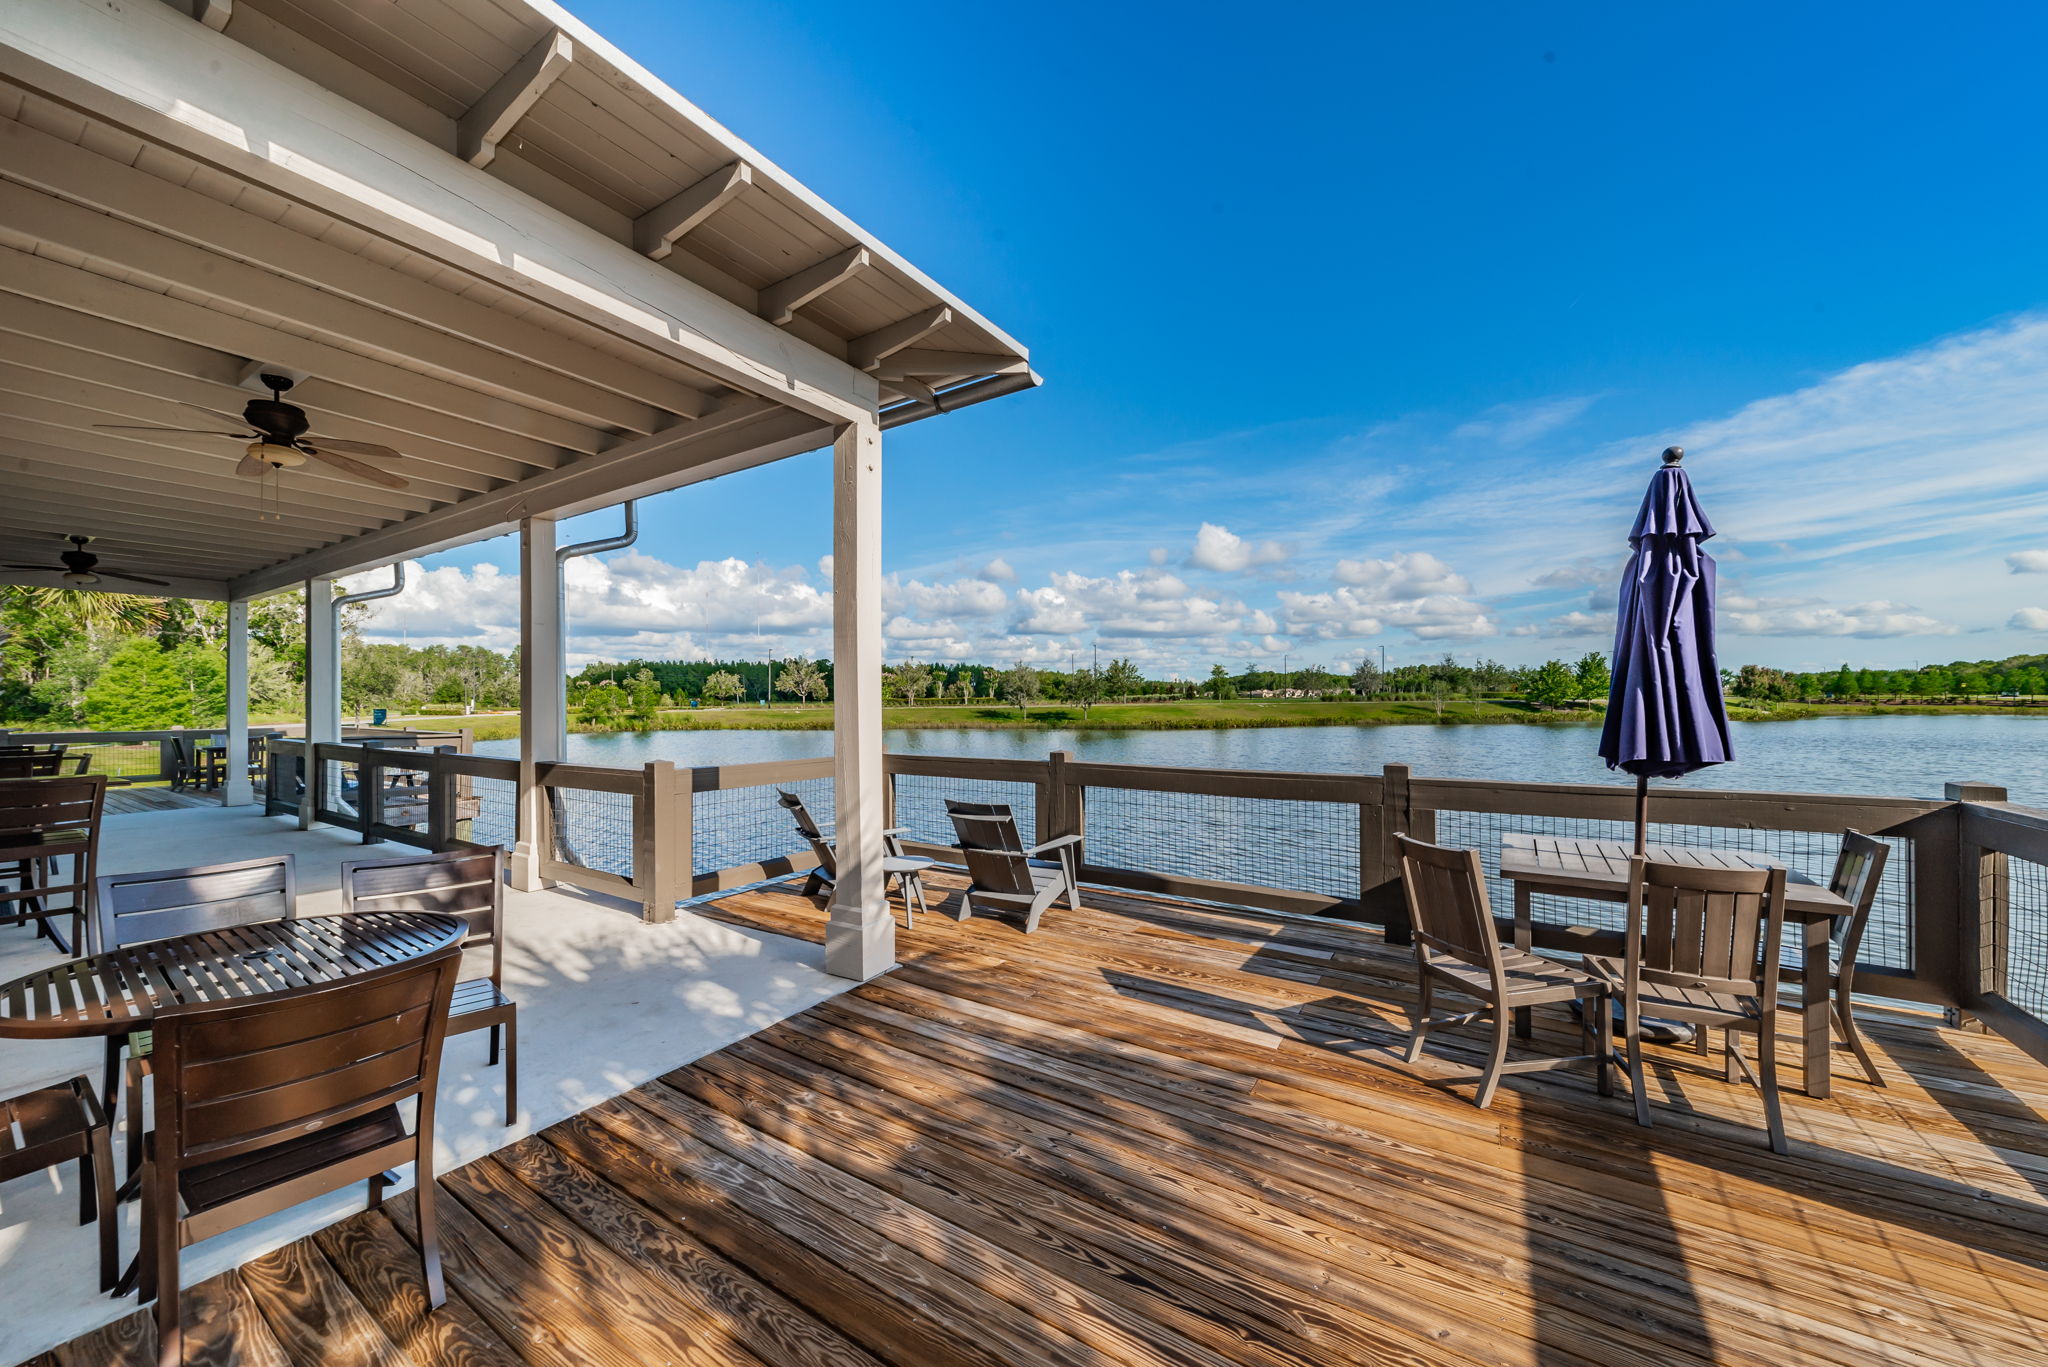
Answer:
380, 696, 2048, 742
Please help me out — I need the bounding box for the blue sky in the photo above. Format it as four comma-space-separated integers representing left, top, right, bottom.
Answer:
363, 2, 2048, 676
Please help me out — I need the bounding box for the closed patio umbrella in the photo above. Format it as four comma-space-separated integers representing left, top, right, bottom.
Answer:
1598, 446, 1732, 851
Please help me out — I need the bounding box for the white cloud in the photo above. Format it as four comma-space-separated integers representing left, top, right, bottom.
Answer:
1721, 595, 1955, 638
1280, 585, 1496, 642
1452, 394, 1597, 446
1013, 569, 1250, 639
1187, 522, 1288, 574
2009, 550, 2048, 574
1539, 610, 1611, 638
1333, 550, 1470, 597
2011, 608, 2048, 631
885, 575, 1008, 618
981, 556, 1017, 582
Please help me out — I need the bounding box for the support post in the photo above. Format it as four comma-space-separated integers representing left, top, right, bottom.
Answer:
1950, 779, 2011, 1026
510, 516, 562, 892
222, 597, 251, 806
300, 576, 339, 829
638, 760, 685, 923
825, 417, 895, 980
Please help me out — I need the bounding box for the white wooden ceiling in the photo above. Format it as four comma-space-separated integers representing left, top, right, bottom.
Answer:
0, 0, 1035, 599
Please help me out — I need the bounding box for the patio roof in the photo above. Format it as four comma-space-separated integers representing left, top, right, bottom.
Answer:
0, 0, 1035, 600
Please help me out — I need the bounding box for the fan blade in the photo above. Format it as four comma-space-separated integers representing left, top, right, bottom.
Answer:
178, 400, 253, 426
2, 563, 59, 571
303, 445, 410, 490
98, 570, 173, 587
93, 425, 247, 437
310, 436, 404, 460
235, 454, 269, 478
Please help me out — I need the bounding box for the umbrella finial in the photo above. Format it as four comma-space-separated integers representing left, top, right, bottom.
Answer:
1661, 445, 1684, 466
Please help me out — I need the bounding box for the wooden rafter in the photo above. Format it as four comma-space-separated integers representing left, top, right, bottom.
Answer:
457, 29, 574, 170
758, 246, 872, 326
635, 162, 753, 261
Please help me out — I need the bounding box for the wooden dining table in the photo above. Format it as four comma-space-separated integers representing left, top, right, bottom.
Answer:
0, 910, 464, 1039
1498, 833, 1855, 1098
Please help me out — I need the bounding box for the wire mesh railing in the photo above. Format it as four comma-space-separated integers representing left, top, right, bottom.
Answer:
691, 776, 832, 880
892, 772, 1039, 848
548, 784, 636, 879
1432, 808, 1917, 971
2001, 854, 2048, 1017
1082, 785, 1359, 901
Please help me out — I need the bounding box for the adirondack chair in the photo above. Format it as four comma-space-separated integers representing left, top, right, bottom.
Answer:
943, 798, 1080, 933
776, 790, 933, 925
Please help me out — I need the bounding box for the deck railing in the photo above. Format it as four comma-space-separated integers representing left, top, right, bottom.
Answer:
251, 742, 2048, 1065
0, 727, 288, 784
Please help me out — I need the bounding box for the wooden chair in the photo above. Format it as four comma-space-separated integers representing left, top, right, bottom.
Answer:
1395, 834, 1611, 1108
943, 798, 1080, 933
1585, 857, 1791, 1154
0, 751, 88, 778
342, 847, 518, 1126
1816, 831, 1890, 1086
0, 1077, 117, 1293
0, 773, 107, 954
776, 789, 933, 926
92, 854, 297, 1178
139, 944, 462, 1363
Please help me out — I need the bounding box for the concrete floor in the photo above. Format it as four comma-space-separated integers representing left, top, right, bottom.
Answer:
0, 805, 856, 1366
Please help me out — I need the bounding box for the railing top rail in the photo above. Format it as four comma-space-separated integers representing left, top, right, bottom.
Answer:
691, 756, 834, 792
2, 728, 284, 743
1957, 800, 2048, 865
1066, 759, 1374, 803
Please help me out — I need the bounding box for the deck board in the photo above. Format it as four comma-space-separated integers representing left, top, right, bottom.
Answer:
38, 874, 2048, 1366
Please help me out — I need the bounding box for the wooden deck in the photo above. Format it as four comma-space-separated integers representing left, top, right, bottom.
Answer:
36, 875, 2048, 1367
101, 786, 218, 816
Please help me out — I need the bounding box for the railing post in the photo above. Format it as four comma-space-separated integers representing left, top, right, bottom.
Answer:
1368, 763, 1418, 945
359, 748, 385, 844
158, 735, 178, 787
1949, 780, 2010, 1029
1046, 750, 1081, 858
636, 760, 684, 924
426, 745, 458, 850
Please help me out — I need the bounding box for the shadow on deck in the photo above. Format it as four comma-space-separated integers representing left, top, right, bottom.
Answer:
38, 874, 2048, 1367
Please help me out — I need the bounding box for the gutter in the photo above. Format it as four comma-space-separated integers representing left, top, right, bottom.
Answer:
880, 369, 1043, 430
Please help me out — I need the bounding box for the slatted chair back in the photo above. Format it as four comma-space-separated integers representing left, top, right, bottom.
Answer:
342, 848, 505, 989
945, 801, 1035, 897
92, 854, 296, 953
1627, 858, 1786, 1000
0, 752, 67, 778
1396, 835, 1508, 983
1827, 831, 1890, 964
777, 789, 836, 881
0, 775, 107, 939
148, 943, 460, 1175
0, 743, 65, 758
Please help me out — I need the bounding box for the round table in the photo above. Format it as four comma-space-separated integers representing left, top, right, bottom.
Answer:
0, 911, 465, 1039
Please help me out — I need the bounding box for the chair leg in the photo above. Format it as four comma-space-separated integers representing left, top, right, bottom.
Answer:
151, 1177, 182, 1364
1724, 1027, 1741, 1084
954, 893, 975, 924
487, 1023, 500, 1068
1835, 1000, 1885, 1087
1757, 1013, 1789, 1155
503, 1013, 519, 1128
103, 1036, 122, 1115
125, 1058, 146, 1184
416, 1166, 446, 1309
89, 1124, 117, 1293
1473, 1006, 1512, 1110
1594, 991, 1614, 1098
1624, 997, 1652, 1128
1405, 972, 1434, 1064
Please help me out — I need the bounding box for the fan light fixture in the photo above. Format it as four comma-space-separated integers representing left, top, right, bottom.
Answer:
247, 439, 306, 469
62, 571, 100, 587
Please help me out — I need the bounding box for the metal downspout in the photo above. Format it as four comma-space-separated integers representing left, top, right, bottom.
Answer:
550, 503, 640, 867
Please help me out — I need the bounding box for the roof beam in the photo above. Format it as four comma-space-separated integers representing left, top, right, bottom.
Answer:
457, 28, 574, 170
0, 567, 228, 601
848, 306, 952, 372
634, 161, 752, 261
758, 246, 871, 327
872, 348, 1034, 381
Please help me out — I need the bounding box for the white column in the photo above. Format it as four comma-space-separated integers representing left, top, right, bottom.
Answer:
825, 416, 895, 980
300, 577, 340, 829
510, 515, 562, 892
221, 597, 251, 806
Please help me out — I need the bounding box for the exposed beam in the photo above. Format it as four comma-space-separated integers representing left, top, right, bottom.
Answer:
0, 2, 880, 423
872, 348, 1032, 381
457, 28, 573, 170
758, 246, 871, 327
0, 494, 313, 557
883, 376, 940, 406
0, 297, 563, 476
229, 399, 832, 598
0, 118, 716, 422
0, 567, 228, 600
848, 306, 952, 372
196, 0, 230, 33
0, 249, 604, 454
634, 161, 752, 261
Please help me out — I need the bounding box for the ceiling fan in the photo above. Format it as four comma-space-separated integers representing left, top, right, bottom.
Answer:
4, 535, 169, 588
92, 373, 409, 490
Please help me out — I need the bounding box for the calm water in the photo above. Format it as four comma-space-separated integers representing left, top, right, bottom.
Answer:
479, 714, 2048, 807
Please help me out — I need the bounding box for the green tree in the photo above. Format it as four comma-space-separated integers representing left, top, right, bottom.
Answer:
886, 661, 932, 706
1524, 659, 1579, 708
627, 667, 663, 725
1203, 663, 1237, 699
1103, 657, 1143, 700
776, 657, 826, 705
703, 669, 744, 706
996, 662, 1041, 714
1350, 657, 1383, 696
1831, 664, 1857, 699
1066, 665, 1107, 719
1573, 651, 1612, 702
84, 639, 196, 728
577, 679, 627, 728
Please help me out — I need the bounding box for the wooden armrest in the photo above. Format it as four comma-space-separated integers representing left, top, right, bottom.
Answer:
1027, 834, 1082, 856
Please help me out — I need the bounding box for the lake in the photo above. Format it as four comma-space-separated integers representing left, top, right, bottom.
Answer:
480, 713, 2048, 806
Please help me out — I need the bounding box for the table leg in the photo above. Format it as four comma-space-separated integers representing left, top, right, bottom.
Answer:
1514, 884, 1533, 1039
1802, 918, 1833, 1099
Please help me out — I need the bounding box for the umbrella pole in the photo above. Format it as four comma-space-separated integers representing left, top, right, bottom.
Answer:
1633, 773, 1650, 855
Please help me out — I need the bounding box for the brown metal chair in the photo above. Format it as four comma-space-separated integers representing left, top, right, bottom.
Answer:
776, 789, 933, 926
139, 943, 462, 1363
1585, 857, 1791, 1154
1817, 831, 1890, 1086
0, 1077, 117, 1293
1395, 834, 1611, 1108
0, 773, 107, 954
943, 798, 1080, 933
93, 854, 298, 1177
342, 847, 518, 1126
0, 750, 84, 778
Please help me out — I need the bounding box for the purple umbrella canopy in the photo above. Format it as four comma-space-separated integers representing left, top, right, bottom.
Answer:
1598, 448, 1732, 841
